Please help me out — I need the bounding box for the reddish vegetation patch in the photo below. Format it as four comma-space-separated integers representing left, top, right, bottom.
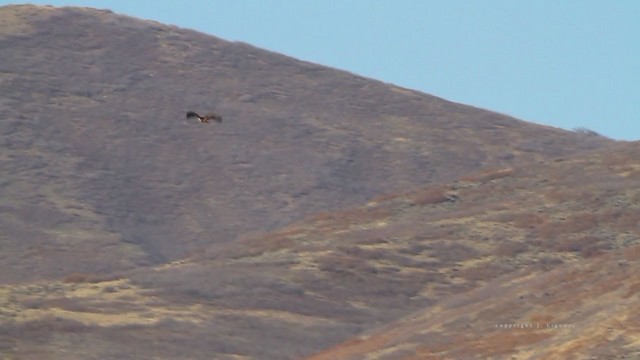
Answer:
369, 190, 406, 203
228, 232, 297, 258
624, 245, 640, 261
410, 336, 466, 357
585, 273, 630, 298
306, 333, 394, 360
410, 186, 452, 206
599, 208, 640, 231
463, 330, 552, 357
529, 313, 555, 323
623, 282, 640, 299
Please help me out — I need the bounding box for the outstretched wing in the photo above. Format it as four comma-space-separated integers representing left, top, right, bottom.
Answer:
186, 111, 201, 119
204, 112, 223, 123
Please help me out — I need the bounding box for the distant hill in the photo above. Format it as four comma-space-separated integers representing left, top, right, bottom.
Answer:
1, 4, 634, 360
0, 5, 611, 282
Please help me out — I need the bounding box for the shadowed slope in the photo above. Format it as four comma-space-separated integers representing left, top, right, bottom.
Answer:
0, 4, 613, 282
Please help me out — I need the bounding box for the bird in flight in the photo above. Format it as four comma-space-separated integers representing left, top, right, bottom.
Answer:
186, 111, 223, 124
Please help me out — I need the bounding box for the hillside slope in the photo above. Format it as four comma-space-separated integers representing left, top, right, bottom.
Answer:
308, 244, 640, 360
0, 4, 612, 282
2, 139, 638, 359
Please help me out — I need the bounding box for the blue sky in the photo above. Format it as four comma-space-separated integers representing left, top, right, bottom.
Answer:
6, 1, 639, 140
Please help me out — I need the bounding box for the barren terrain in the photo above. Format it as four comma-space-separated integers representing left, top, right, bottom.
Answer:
1, 5, 637, 360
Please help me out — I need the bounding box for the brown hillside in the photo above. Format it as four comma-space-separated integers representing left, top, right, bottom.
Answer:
2, 138, 639, 358
0, 4, 612, 284
307, 244, 640, 360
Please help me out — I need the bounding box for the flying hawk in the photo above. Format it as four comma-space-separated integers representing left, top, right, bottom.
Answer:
186, 111, 223, 124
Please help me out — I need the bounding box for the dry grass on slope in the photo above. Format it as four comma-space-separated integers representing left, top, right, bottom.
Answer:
307, 244, 640, 360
